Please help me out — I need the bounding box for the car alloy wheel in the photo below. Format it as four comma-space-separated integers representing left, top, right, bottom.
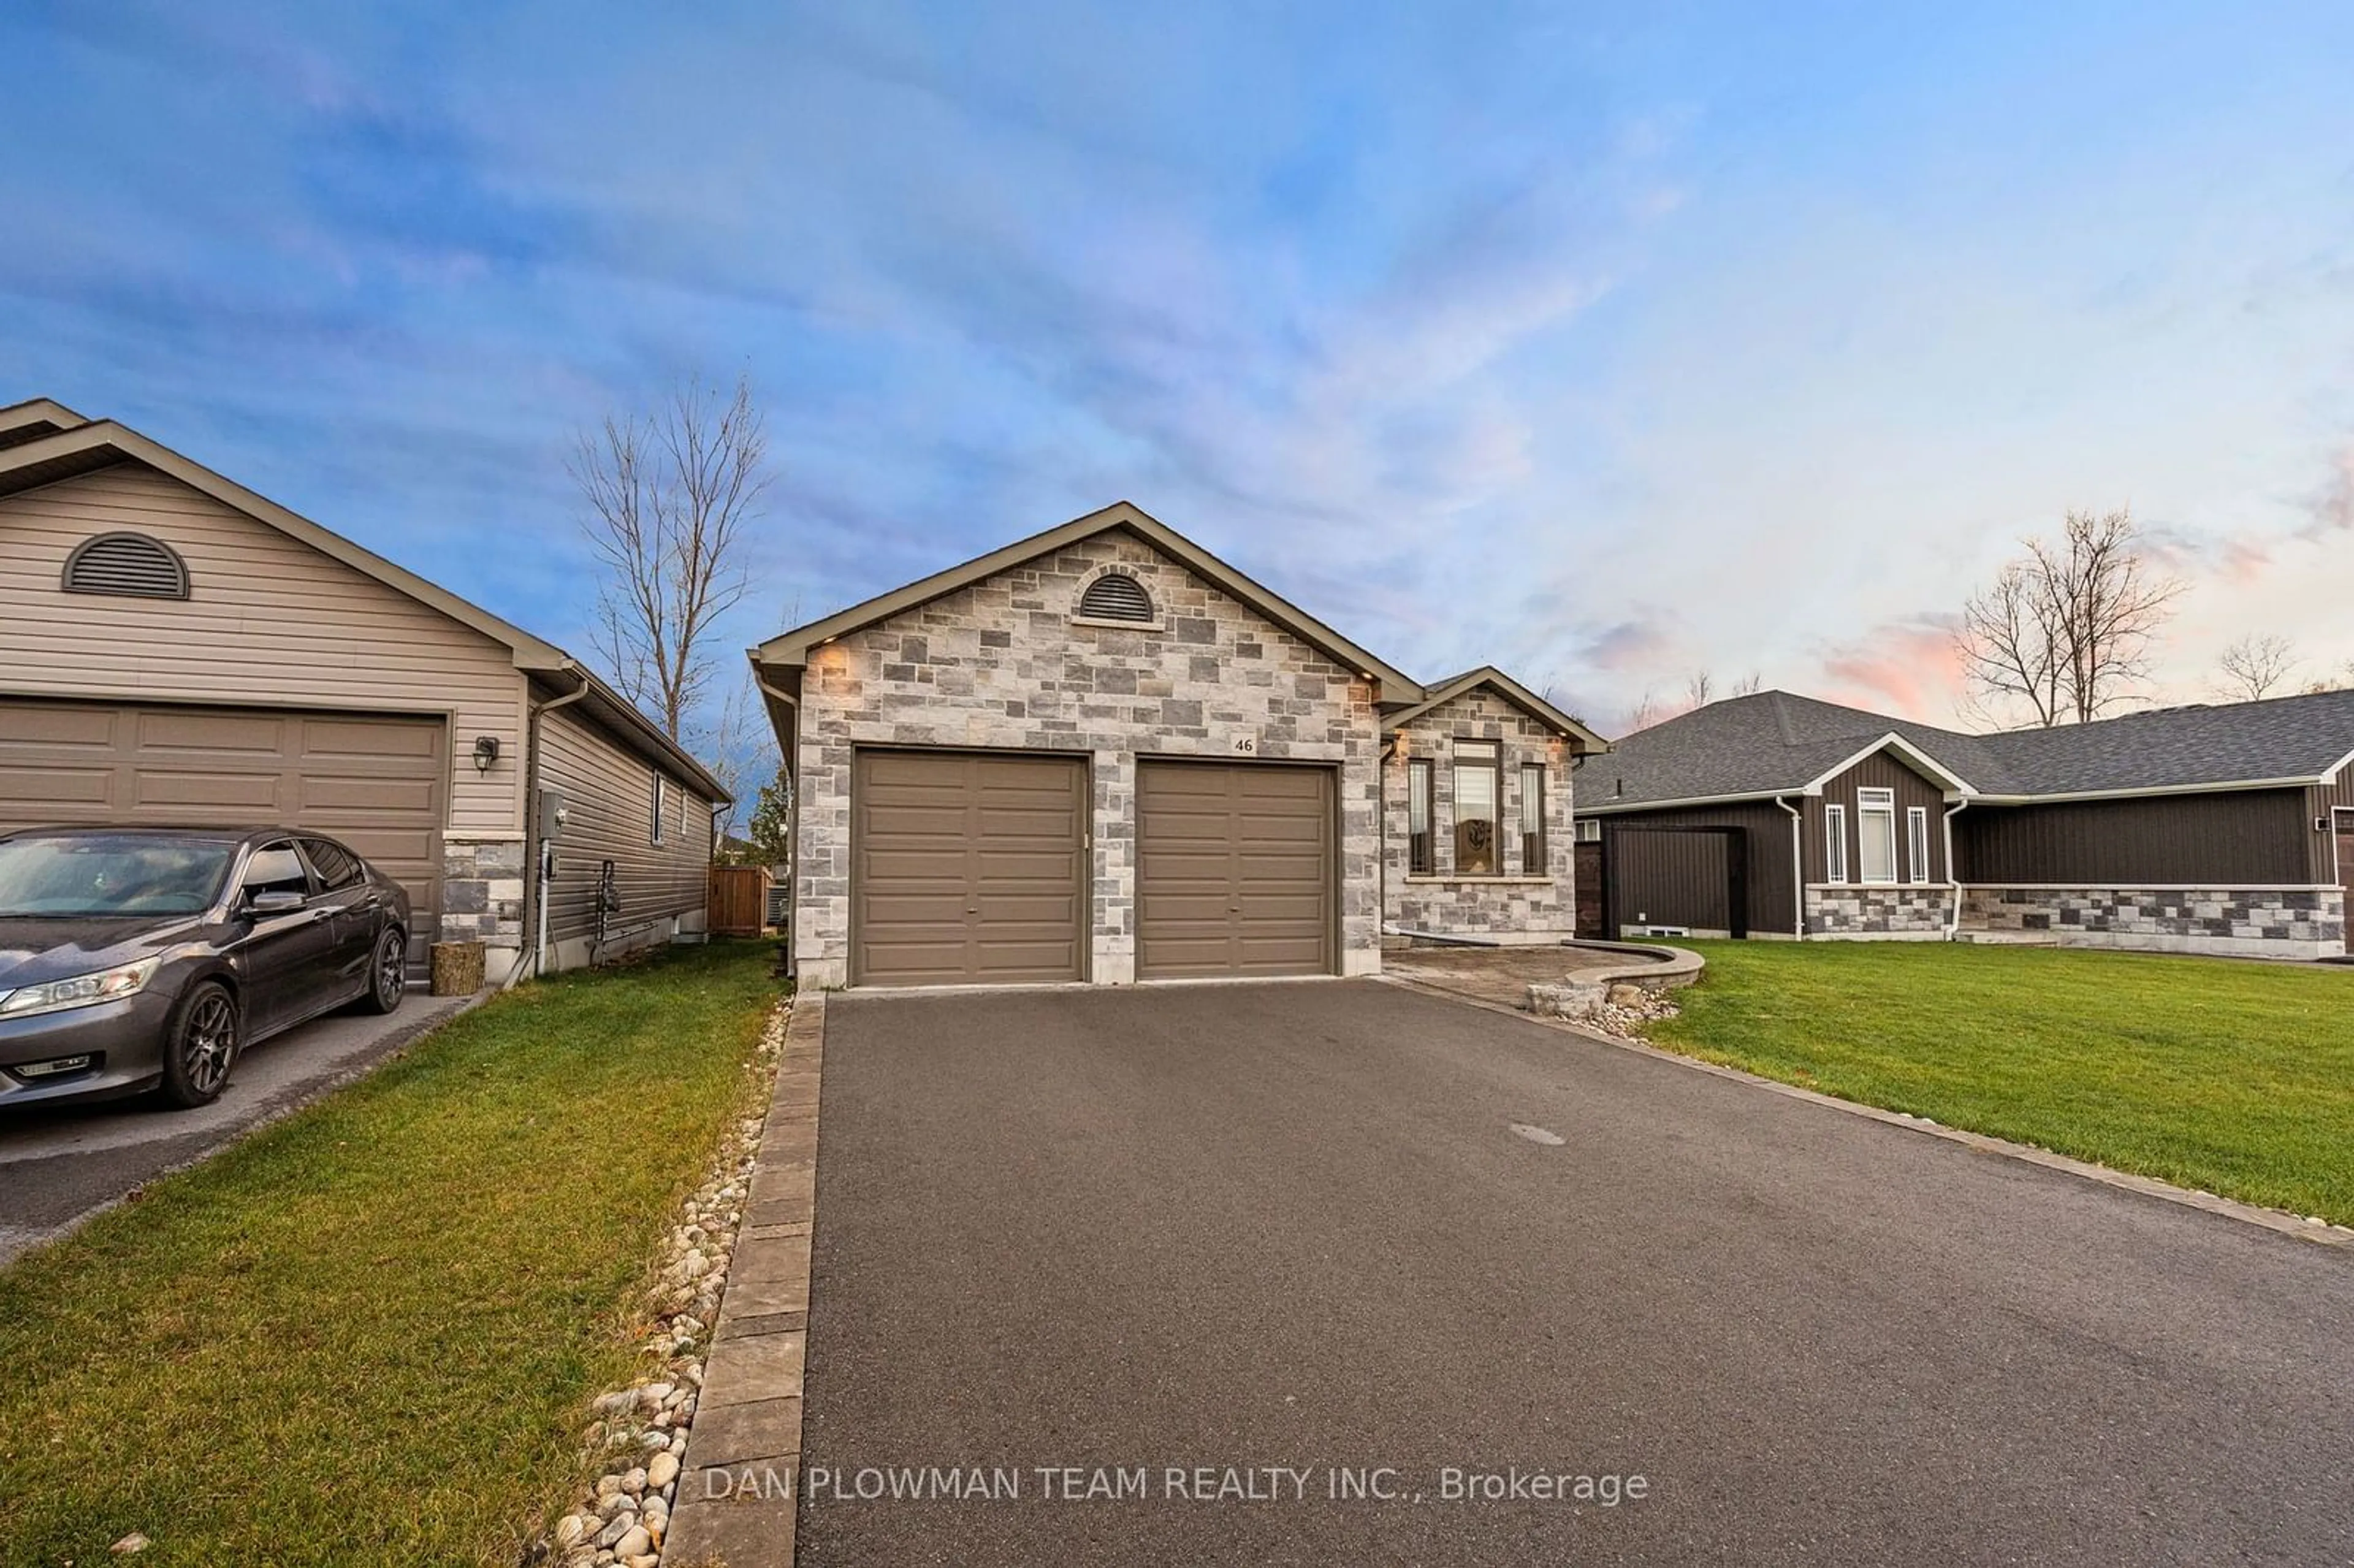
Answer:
374, 931, 405, 1011
181, 989, 237, 1098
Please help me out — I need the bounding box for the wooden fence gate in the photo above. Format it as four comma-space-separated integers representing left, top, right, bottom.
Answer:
707, 866, 775, 937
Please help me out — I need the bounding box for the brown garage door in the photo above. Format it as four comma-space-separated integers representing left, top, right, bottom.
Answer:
1136, 760, 1333, 980
852, 749, 1086, 986
0, 697, 446, 972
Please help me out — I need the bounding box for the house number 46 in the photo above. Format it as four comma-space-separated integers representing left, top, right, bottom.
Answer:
1230, 734, 1259, 755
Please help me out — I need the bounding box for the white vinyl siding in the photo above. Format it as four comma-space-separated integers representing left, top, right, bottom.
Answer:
0, 466, 528, 837
1857, 788, 1898, 885
1907, 806, 1931, 884
1824, 804, 1848, 885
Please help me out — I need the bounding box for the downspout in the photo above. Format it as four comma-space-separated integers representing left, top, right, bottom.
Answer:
1776, 796, 1805, 939
518, 664, 593, 984
1943, 799, 1970, 941
1377, 728, 1398, 939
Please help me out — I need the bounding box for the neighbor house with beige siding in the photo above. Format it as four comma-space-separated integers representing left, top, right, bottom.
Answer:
0, 397, 725, 981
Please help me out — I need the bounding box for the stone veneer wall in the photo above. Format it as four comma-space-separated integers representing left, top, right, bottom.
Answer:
1961, 885, 2347, 959
1382, 688, 1576, 942
793, 534, 1382, 987
1804, 884, 1954, 938
437, 837, 528, 957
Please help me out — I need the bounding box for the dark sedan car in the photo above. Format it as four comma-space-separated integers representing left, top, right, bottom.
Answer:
0, 826, 410, 1109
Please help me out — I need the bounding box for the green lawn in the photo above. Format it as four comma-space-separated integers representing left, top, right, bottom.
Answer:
0, 940, 782, 1567
1644, 941, 2354, 1225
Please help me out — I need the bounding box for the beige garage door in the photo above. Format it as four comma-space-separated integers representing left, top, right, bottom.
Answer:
0, 697, 447, 972
853, 750, 1086, 987
1136, 760, 1333, 980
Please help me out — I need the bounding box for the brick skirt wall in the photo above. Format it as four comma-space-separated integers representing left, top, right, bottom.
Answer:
1961, 886, 2346, 960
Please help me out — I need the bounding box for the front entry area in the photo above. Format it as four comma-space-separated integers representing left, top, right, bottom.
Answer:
1135, 759, 1334, 980
850, 749, 1087, 987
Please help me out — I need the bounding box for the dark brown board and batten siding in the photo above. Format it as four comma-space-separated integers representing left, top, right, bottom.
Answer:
1954, 788, 2314, 886
1609, 826, 1738, 934
539, 704, 715, 946
1588, 798, 1797, 935
1806, 750, 1950, 885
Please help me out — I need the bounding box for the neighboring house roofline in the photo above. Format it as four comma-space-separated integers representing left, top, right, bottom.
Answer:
0, 398, 90, 444
0, 420, 572, 669
0, 411, 726, 802
1799, 733, 1976, 797
1580, 772, 2335, 816
750, 500, 1423, 704
1963, 774, 2336, 807
528, 667, 731, 803
1580, 788, 1801, 816
1382, 665, 1611, 753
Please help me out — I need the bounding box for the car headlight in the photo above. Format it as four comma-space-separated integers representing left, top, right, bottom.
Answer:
0, 957, 164, 1021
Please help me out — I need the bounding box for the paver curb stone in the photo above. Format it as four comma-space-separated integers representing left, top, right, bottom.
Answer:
661, 991, 826, 1567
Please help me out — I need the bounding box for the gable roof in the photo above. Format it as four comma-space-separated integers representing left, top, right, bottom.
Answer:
0, 397, 88, 452
1382, 666, 1610, 753
1580, 688, 2354, 812
0, 406, 726, 801
750, 501, 1423, 704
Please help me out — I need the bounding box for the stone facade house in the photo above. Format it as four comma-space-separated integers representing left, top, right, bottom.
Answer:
1579, 688, 2354, 960
750, 504, 1608, 989
0, 397, 726, 982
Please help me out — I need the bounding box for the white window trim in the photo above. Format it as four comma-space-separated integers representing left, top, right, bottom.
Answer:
1824, 803, 1848, 885
1575, 818, 1601, 843
1856, 787, 1899, 886
1906, 805, 1931, 885
651, 773, 668, 846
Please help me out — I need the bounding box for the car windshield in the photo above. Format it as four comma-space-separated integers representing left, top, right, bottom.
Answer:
0, 835, 235, 918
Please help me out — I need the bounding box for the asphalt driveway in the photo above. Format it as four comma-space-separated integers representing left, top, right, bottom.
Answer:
0, 991, 473, 1266
800, 980, 2354, 1567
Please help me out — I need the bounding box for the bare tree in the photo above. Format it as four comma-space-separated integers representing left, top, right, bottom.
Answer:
1623, 690, 1660, 733
699, 673, 778, 855
1683, 671, 1714, 709
2215, 634, 2298, 702
573, 373, 771, 738
1729, 671, 1763, 698
1957, 508, 2182, 726
2303, 661, 2354, 695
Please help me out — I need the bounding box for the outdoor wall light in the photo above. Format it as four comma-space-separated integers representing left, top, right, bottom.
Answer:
473, 735, 502, 773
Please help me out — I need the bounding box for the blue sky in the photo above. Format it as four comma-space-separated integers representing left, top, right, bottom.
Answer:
7, 1, 2354, 742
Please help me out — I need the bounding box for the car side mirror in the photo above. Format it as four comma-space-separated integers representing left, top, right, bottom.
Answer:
246, 889, 307, 916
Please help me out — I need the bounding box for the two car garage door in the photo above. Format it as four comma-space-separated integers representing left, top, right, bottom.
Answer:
0, 697, 446, 972
850, 750, 1333, 986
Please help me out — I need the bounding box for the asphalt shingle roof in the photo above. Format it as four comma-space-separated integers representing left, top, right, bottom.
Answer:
1580, 688, 2354, 809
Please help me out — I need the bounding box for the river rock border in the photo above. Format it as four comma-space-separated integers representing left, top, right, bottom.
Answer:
1526, 939, 1704, 1029
526, 994, 794, 1568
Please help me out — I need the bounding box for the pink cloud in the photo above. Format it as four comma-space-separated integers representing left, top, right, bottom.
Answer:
2301, 444, 2354, 541
1815, 616, 1969, 721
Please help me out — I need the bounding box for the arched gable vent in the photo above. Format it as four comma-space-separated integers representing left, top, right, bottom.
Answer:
63, 532, 191, 600
1077, 572, 1154, 623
